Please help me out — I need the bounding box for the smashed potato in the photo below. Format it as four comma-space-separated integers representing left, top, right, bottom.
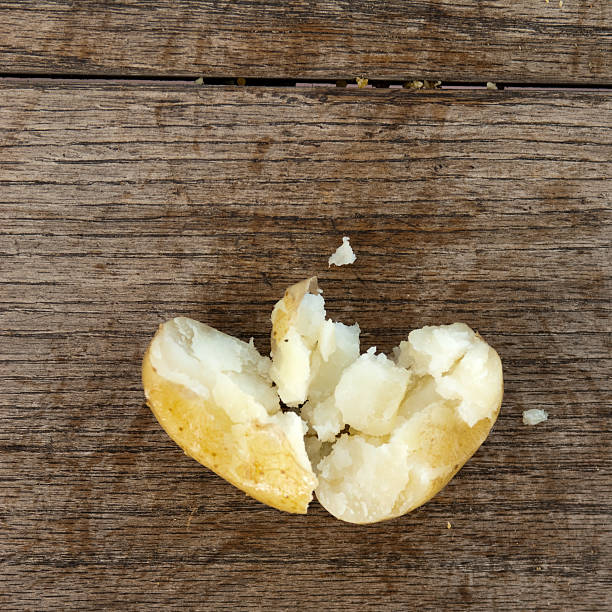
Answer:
142, 278, 503, 523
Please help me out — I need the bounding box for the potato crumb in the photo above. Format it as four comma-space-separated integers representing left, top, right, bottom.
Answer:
447, 521, 452, 529
486, 82, 498, 90
195, 77, 204, 85
328, 236, 356, 267
356, 77, 369, 88
523, 409, 548, 425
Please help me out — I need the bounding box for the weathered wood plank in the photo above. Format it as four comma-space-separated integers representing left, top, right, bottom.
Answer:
0, 1, 610, 83
0, 82, 610, 610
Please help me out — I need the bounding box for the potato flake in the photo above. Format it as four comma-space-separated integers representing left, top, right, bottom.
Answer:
328, 236, 356, 267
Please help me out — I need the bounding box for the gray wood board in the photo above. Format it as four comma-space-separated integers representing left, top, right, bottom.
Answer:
1, 82, 610, 610
0, 1, 610, 83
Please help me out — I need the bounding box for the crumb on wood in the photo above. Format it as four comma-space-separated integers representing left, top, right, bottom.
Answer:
523, 409, 549, 426
356, 76, 369, 88
328, 236, 356, 267
447, 521, 452, 529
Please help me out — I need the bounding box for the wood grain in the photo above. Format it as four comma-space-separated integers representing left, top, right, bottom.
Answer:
0, 82, 610, 610
0, 0, 610, 84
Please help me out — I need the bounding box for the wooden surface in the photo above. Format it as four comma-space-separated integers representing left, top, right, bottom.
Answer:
1, 82, 610, 610
0, 0, 610, 83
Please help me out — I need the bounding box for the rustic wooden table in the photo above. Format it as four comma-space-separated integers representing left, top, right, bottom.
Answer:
1, 2, 610, 610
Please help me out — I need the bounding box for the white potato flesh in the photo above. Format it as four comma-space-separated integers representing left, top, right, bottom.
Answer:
304, 435, 333, 471
397, 324, 502, 427
301, 396, 343, 442
317, 319, 336, 361
307, 321, 360, 403
316, 434, 414, 522
269, 293, 325, 406
523, 409, 548, 425
268, 327, 312, 407
334, 348, 412, 436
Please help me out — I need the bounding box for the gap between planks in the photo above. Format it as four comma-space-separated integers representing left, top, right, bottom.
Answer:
1, 74, 612, 91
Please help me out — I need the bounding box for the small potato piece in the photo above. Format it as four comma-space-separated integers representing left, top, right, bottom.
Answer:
142, 317, 317, 513
523, 409, 548, 425
334, 348, 412, 436
270, 277, 360, 407
328, 236, 356, 267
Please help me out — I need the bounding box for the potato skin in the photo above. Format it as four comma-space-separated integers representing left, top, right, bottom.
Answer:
142, 343, 317, 514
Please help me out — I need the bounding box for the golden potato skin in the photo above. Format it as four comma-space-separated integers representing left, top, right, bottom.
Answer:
142, 345, 317, 514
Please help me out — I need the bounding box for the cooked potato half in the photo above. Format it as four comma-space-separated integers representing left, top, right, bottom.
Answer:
271, 279, 503, 524
143, 278, 503, 523
142, 317, 317, 513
